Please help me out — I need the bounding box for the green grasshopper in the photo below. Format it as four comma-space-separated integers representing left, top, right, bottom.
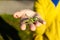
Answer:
23, 17, 39, 24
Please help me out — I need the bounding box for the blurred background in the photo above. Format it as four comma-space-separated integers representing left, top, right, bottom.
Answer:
0, 0, 35, 14
0, 0, 35, 40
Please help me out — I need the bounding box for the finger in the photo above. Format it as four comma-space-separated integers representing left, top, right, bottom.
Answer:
20, 18, 29, 24
29, 23, 36, 31
20, 18, 29, 30
13, 11, 25, 18
20, 23, 26, 30
38, 18, 46, 24
34, 13, 46, 24
34, 21, 42, 27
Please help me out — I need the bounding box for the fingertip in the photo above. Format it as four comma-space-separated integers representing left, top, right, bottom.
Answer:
35, 21, 41, 27
20, 23, 26, 30
13, 12, 19, 18
30, 23, 36, 31
43, 21, 46, 24
13, 11, 23, 18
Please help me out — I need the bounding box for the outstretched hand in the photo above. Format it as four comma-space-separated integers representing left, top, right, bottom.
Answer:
13, 9, 46, 31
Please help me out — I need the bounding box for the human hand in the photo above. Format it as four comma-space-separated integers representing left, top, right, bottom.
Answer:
13, 9, 46, 31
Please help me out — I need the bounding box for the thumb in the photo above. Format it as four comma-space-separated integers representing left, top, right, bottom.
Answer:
13, 11, 25, 18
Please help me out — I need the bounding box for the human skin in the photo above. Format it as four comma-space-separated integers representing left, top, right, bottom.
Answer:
13, 9, 46, 31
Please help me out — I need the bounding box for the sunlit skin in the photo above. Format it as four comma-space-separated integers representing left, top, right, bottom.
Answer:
13, 9, 46, 31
